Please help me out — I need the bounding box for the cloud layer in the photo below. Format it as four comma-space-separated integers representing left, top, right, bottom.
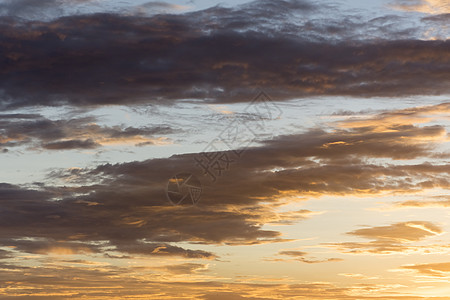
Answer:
0, 102, 448, 262
0, 0, 449, 297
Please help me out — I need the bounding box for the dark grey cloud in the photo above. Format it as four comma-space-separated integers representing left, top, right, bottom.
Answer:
0, 113, 41, 119
0, 184, 218, 259
42, 138, 99, 150
0, 0, 447, 109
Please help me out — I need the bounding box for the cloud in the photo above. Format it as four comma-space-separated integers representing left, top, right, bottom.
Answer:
0, 0, 98, 20
0, 114, 175, 151
276, 250, 343, 263
0, 261, 384, 300
132, 1, 190, 15
0, 259, 408, 300
337, 101, 450, 125
200, 292, 267, 300
393, 195, 450, 208
0, 101, 449, 298
0, 248, 12, 259
0, 1, 447, 109
327, 221, 444, 254
0, 2, 449, 298
1, 238, 99, 255
42, 138, 100, 149
401, 262, 450, 277
338, 273, 379, 279
113, 242, 217, 259
423, 12, 450, 22
348, 221, 442, 241
390, 0, 450, 14
1, 102, 447, 257
155, 262, 208, 274
0, 180, 296, 259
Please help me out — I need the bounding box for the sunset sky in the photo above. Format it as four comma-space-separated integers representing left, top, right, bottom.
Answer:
0, 0, 449, 299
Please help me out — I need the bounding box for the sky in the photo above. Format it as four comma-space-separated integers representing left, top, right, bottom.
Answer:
0, 0, 449, 299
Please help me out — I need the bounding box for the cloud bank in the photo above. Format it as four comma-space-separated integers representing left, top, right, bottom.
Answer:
0, 0, 448, 109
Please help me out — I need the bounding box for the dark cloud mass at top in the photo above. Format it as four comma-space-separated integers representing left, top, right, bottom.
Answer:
0, 0, 447, 109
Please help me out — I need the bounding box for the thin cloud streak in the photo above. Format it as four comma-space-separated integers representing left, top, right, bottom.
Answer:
0, 114, 176, 151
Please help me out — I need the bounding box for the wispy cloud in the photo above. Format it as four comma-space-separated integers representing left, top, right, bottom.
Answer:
389, 0, 450, 14
327, 221, 444, 254
0, 114, 175, 151
401, 261, 450, 277
271, 249, 343, 263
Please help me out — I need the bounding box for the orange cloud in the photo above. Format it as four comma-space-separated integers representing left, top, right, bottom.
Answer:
401, 262, 450, 277
271, 249, 343, 264
327, 221, 444, 254
390, 0, 450, 14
